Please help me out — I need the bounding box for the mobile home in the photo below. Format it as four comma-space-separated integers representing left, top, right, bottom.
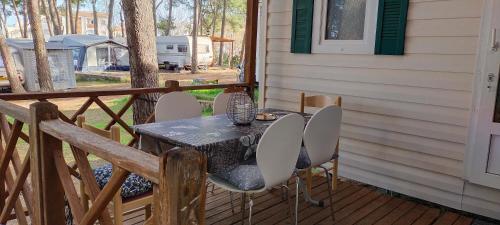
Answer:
258, 0, 500, 220
49, 35, 129, 72
156, 36, 213, 70
6, 39, 76, 91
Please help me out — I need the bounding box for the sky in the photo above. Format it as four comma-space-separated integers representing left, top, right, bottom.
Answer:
5, 0, 193, 28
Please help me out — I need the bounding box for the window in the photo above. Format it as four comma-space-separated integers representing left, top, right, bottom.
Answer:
325, 0, 366, 40
178, 45, 188, 53
96, 47, 109, 66
166, 44, 174, 50
311, 0, 378, 54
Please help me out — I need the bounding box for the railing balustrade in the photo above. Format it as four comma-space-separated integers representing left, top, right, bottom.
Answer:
0, 80, 243, 225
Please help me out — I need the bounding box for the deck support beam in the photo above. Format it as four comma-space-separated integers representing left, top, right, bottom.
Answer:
244, 0, 259, 98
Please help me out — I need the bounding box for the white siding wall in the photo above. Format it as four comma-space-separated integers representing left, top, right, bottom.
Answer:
262, 0, 500, 219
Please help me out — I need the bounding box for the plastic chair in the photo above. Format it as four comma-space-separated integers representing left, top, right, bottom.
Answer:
299, 92, 342, 192
213, 87, 246, 115
155, 91, 202, 122
208, 114, 305, 225
296, 105, 342, 221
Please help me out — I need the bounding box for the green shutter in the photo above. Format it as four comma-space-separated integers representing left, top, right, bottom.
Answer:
291, 0, 314, 54
375, 0, 409, 55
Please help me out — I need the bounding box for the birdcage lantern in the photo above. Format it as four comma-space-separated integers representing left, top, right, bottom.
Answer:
226, 92, 257, 126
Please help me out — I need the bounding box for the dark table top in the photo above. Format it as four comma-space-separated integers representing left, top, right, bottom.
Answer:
133, 108, 310, 148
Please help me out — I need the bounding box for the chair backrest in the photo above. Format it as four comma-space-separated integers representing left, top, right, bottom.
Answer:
155, 91, 202, 122
213, 93, 232, 115
303, 105, 342, 167
299, 92, 341, 113
256, 113, 304, 189
213, 88, 246, 115
77, 115, 120, 142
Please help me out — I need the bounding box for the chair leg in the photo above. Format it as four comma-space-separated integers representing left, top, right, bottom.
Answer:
321, 166, 335, 222
230, 192, 235, 214
145, 204, 152, 220
283, 183, 297, 225
248, 195, 254, 225
332, 160, 339, 191
295, 176, 300, 224
306, 168, 313, 194
240, 193, 246, 225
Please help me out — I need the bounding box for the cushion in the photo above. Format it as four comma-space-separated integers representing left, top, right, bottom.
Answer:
93, 164, 153, 199
213, 159, 265, 191
296, 147, 312, 169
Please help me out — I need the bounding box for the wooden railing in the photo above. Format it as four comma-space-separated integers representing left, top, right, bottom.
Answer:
0, 80, 244, 225
0, 80, 247, 146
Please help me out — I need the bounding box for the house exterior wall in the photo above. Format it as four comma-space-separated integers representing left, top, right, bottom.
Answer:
260, 0, 500, 219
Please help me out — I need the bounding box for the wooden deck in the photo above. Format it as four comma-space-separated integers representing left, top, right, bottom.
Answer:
121, 177, 474, 225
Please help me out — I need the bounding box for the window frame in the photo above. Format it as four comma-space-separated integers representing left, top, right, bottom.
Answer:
311, 0, 379, 54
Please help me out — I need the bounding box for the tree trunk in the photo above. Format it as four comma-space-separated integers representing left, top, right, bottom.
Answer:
107, 0, 114, 38
47, 0, 61, 34
40, 0, 53, 36
122, 0, 159, 124
52, 0, 62, 31
0, 35, 25, 92
22, 0, 28, 37
166, 0, 172, 36
67, 0, 74, 33
218, 0, 227, 66
0, 2, 9, 38
65, 0, 69, 34
75, 0, 80, 33
198, 0, 202, 36
191, 0, 198, 74
11, 0, 24, 38
119, 5, 124, 37
27, 0, 54, 91
92, 0, 98, 35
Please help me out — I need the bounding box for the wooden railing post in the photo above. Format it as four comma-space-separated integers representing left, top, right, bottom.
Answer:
29, 102, 66, 225
165, 80, 180, 91
153, 148, 207, 225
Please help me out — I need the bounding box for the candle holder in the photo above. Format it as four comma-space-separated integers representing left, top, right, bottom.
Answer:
226, 92, 257, 126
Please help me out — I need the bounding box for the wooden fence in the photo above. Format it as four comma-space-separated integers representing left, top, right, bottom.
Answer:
0, 81, 246, 225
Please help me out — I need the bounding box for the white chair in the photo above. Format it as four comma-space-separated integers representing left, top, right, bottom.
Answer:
208, 114, 305, 225
155, 91, 202, 122
296, 105, 342, 222
213, 92, 232, 115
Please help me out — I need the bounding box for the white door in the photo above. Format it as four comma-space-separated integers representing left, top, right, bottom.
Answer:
468, 0, 500, 188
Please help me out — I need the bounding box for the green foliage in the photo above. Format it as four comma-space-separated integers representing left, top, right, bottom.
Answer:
157, 17, 176, 36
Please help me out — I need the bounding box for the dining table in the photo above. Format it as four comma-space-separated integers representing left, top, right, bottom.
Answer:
133, 108, 311, 174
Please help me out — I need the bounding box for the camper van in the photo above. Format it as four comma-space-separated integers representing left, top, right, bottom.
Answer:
156, 36, 213, 70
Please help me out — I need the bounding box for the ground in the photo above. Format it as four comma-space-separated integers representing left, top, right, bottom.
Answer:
8, 67, 241, 163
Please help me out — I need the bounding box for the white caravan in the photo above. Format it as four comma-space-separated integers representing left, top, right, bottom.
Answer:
156, 36, 213, 70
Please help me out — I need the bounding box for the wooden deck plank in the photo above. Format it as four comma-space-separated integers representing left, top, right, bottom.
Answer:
316, 190, 383, 225
433, 212, 460, 225
412, 208, 441, 225
256, 181, 355, 225
355, 198, 405, 225
373, 201, 417, 225
330, 194, 392, 225
393, 204, 428, 225
8, 179, 475, 225
124, 180, 473, 225
250, 180, 349, 225
291, 185, 369, 225
452, 215, 474, 225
